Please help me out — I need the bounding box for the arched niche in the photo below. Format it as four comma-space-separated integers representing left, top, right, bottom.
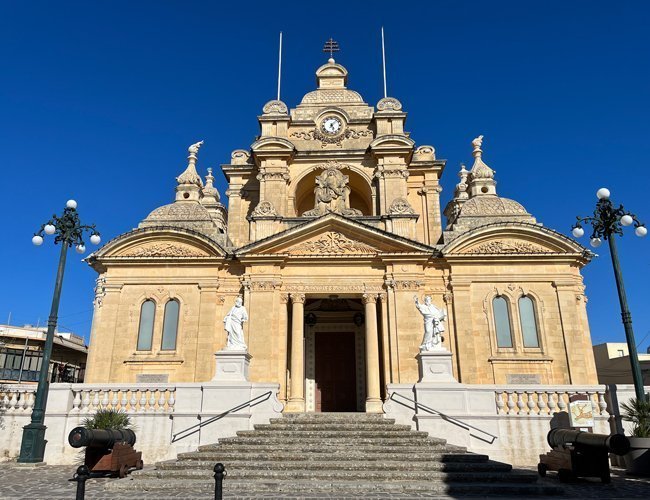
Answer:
291, 166, 373, 217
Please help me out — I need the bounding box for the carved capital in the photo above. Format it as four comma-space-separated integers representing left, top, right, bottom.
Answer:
290, 293, 306, 304
443, 292, 453, 304
362, 293, 378, 305
279, 293, 290, 304
378, 293, 387, 304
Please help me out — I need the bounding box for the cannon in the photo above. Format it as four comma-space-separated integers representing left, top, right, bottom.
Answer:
68, 427, 137, 449
539, 429, 630, 483
68, 427, 142, 478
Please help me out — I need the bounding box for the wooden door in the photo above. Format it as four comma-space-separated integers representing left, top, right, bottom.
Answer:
315, 332, 357, 412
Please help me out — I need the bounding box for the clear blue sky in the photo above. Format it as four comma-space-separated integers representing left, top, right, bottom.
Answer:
1, 1, 648, 352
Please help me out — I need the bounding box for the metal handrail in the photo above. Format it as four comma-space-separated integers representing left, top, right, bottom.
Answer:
171, 391, 272, 443
388, 392, 498, 444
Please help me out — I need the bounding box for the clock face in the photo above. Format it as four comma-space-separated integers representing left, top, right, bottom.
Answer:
321, 117, 342, 135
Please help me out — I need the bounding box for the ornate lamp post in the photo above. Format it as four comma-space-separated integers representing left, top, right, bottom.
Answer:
17, 200, 100, 463
571, 188, 647, 401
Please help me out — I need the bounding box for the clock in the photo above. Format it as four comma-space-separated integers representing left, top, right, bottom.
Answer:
321, 116, 342, 135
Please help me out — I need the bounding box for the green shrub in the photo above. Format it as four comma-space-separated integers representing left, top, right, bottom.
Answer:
621, 397, 650, 438
81, 408, 132, 430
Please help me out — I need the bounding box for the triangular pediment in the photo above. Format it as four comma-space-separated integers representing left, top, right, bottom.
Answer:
442, 222, 590, 259
90, 227, 226, 262
236, 214, 434, 257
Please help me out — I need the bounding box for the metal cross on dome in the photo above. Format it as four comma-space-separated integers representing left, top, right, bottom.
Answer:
323, 38, 340, 58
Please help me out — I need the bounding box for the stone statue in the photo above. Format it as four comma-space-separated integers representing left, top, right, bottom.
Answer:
188, 140, 204, 155
414, 295, 447, 351
304, 168, 362, 216
223, 297, 248, 350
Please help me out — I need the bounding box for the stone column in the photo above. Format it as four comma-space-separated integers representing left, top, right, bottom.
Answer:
286, 293, 305, 412
278, 293, 289, 403
363, 293, 383, 413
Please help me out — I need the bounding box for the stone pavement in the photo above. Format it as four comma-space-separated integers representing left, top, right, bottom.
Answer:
0, 463, 649, 499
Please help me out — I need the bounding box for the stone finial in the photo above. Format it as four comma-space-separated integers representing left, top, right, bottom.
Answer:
188, 140, 204, 157
455, 164, 469, 200
202, 167, 220, 202
472, 135, 484, 158
177, 141, 204, 187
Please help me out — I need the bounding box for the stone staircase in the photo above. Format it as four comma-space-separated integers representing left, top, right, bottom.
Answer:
113, 413, 558, 497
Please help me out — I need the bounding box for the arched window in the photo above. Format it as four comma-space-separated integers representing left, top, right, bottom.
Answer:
161, 299, 180, 350
519, 296, 540, 348
493, 296, 513, 348
136, 300, 155, 351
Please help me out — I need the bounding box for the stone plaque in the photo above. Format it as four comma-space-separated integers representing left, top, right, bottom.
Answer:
136, 373, 169, 383
506, 373, 541, 384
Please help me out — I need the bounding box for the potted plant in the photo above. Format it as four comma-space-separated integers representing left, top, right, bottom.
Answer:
82, 408, 132, 430
621, 397, 650, 476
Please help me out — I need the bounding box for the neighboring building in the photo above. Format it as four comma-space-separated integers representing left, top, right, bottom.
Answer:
84, 55, 598, 412
593, 342, 650, 385
0, 324, 87, 384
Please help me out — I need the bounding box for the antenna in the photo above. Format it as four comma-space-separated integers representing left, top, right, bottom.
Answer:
323, 38, 340, 59
381, 27, 387, 98
277, 32, 283, 101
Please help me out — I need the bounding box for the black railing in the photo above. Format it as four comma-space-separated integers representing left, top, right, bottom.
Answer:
171, 391, 273, 443
388, 392, 498, 444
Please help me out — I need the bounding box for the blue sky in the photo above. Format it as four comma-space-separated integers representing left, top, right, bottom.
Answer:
0, 1, 648, 352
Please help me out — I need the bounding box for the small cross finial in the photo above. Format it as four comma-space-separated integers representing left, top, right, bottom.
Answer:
323, 38, 340, 59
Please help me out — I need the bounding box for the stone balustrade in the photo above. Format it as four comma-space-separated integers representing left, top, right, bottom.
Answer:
0, 385, 37, 413
70, 384, 177, 413
493, 386, 609, 416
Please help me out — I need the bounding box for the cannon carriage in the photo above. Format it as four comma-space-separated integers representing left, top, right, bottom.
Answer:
68, 427, 143, 478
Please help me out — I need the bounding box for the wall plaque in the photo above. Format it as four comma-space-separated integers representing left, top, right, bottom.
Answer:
506, 373, 541, 384
136, 373, 169, 383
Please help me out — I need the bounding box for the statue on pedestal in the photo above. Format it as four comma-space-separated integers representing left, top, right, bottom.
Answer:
414, 295, 447, 352
223, 297, 248, 350
303, 168, 362, 216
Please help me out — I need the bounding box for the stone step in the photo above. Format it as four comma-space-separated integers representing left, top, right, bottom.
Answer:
235, 429, 432, 439
180, 448, 473, 462
154, 459, 509, 472
132, 467, 531, 483
109, 477, 560, 496
278, 413, 390, 421
218, 436, 441, 446
255, 422, 414, 432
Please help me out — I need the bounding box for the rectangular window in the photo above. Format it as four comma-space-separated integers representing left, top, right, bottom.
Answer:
617, 349, 625, 357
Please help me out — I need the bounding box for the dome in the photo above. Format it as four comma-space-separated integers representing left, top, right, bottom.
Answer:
458, 196, 530, 217
142, 202, 213, 223
299, 89, 364, 105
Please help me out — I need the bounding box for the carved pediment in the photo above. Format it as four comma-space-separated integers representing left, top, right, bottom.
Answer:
461, 239, 556, 255
120, 242, 209, 258
287, 231, 377, 255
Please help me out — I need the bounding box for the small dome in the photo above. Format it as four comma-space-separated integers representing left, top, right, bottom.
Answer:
142, 202, 213, 224
300, 89, 364, 105
459, 196, 529, 217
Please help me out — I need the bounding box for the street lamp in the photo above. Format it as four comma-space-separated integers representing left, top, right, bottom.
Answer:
571, 188, 647, 401
17, 199, 100, 463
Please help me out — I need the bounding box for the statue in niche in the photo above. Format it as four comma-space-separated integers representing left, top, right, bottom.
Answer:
223, 296, 248, 350
303, 168, 362, 216
414, 295, 447, 351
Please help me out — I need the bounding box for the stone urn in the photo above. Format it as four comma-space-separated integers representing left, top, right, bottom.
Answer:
624, 437, 650, 476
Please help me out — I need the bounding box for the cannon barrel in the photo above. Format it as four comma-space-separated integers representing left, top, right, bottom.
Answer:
547, 428, 630, 456
68, 427, 137, 449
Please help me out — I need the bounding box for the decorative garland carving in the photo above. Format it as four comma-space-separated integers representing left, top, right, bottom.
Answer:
384, 279, 423, 290
388, 197, 415, 215
249, 280, 282, 291
288, 232, 377, 255
286, 284, 384, 293
375, 168, 409, 179
290, 128, 372, 148
256, 172, 290, 182
251, 201, 277, 217
465, 240, 553, 255
123, 243, 206, 258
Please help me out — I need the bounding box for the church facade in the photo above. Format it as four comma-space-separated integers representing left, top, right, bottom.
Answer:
85, 57, 598, 413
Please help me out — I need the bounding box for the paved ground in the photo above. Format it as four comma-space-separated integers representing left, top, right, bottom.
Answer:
0, 463, 649, 499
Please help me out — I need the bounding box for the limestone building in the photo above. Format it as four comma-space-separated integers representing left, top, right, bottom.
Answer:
85, 56, 598, 412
